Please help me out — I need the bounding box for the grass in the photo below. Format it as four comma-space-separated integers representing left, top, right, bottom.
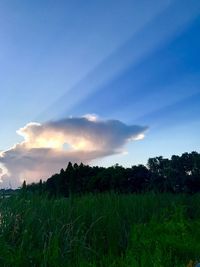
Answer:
0, 192, 200, 266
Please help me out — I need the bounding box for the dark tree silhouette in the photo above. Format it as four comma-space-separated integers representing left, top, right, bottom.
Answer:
24, 151, 200, 196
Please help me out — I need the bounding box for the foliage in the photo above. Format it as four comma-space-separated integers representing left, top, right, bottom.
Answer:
26, 151, 200, 196
0, 193, 200, 266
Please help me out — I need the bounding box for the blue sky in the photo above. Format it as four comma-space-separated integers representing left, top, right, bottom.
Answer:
0, 0, 200, 185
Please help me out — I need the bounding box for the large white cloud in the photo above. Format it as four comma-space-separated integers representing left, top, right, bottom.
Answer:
0, 115, 147, 188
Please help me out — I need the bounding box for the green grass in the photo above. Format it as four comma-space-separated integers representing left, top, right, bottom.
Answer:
0, 192, 200, 266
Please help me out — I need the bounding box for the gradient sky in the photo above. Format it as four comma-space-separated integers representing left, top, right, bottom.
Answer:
0, 0, 200, 187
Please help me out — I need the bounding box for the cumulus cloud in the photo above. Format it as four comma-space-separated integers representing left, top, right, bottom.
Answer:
0, 115, 148, 188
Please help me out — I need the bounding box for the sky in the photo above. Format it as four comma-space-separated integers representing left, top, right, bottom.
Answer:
0, 0, 200, 188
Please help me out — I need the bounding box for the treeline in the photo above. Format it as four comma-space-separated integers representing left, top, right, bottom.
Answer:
25, 151, 200, 195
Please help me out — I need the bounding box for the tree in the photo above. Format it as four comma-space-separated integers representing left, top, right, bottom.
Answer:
22, 180, 27, 190
31, 151, 200, 196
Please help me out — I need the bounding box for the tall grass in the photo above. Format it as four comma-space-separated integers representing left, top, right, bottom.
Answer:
0, 192, 200, 266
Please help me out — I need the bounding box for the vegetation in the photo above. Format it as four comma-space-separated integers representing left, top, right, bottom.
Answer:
26, 151, 200, 196
1, 151, 200, 266
0, 193, 200, 267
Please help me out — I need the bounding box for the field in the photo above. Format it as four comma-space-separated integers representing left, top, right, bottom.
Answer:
0, 193, 200, 267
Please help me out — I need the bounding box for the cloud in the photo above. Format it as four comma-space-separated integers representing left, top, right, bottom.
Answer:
0, 115, 147, 188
